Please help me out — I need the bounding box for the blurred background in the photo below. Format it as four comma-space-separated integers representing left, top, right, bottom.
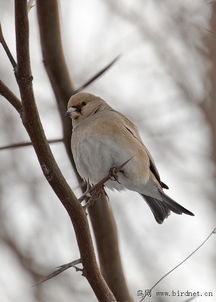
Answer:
0, 0, 215, 301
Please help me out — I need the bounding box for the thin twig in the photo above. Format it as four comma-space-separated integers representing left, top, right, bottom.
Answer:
35, 258, 82, 285
72, 55, 121, 95
0, 23, 17, 68
0, 138, 63, 151
0, 80, 22, 113
141, 227, 216, 301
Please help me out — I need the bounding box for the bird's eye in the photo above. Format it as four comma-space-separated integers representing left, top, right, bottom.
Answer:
81, 101, 86, 106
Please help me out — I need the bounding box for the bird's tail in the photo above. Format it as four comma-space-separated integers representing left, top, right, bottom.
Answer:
140, 192, 194, 224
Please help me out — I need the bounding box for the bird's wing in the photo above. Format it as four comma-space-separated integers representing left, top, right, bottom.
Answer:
119, 112, 169, 190
147, 150, 169, 189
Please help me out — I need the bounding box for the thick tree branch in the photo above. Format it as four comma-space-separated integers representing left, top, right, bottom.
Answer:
89, 198, 132, 301
36, 0, 75, 168
36, 1, 132, 301
38, 158, 133, 291
14, 1, 115, 301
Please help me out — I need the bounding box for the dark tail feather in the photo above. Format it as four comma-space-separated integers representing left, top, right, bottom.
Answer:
141, 193, 194, 224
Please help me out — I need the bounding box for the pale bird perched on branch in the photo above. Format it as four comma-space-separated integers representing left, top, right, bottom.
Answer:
66, 93, 194, 224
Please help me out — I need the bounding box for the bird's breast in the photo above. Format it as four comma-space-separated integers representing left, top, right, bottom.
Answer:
72, 135, 127, 185
71, 120, 150, 191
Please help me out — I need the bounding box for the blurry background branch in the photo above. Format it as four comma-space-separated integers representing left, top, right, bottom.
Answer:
36, 0, 75, 167
72, 55, 121, 95
141, 227, 216, 300
203, 2, 216, 181
36, 1, 132, 301
0, 138, 63, 151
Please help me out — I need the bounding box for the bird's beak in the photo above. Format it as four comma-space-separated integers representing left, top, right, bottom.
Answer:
65, 107, 80, 119
65, 110, 71, 117
65, 107, 75, 118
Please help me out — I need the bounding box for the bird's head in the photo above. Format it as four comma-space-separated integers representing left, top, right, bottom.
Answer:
66, 92, 110, 123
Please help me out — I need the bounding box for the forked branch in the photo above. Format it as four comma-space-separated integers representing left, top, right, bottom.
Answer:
36, 1, 132, 301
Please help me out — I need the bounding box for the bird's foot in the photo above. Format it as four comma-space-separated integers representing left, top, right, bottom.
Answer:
83, 197, 95, 209
79, 157, 133, 204
108, 157, 133, 183
82, 188, 104, 209
78, 182, 91, 202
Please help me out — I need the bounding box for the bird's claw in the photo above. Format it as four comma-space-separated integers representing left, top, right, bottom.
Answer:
82, 188, 105, 210
79, 158, 133, 205
83, 197, 95, 209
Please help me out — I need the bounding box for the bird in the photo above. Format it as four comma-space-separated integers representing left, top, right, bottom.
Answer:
66, 92, 194, 223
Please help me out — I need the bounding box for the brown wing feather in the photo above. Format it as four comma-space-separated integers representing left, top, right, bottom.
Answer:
149, 158, 169, 189
123, 122, 169, 190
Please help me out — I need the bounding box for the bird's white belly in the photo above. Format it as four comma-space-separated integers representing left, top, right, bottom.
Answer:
72, 136, 132, 191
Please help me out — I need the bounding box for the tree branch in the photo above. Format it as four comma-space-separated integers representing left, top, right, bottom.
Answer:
141, 227, 216, 301
0, 80, 22, 113
72, 55, 121, 95
14, 1, 115, 301
36, 1, 132, 301
36, 0, 75, 168
0, 23, 17, 69
0, 138, 63, 151
36, 258, 82, 285
37, 158, 133, 291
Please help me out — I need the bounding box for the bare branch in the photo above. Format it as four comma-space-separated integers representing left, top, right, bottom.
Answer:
141, 228, 216, 301
36, 2, 132, 301
36, 0, 78, 178
73, 55, 121, 95
14, 1, 116, 301
35, 158, 133, 290
0, 23, 17, 69
36, 258, 82, 285
86, 158, 133, 302
0, 138, 63, 151
0, 80, 22, 113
